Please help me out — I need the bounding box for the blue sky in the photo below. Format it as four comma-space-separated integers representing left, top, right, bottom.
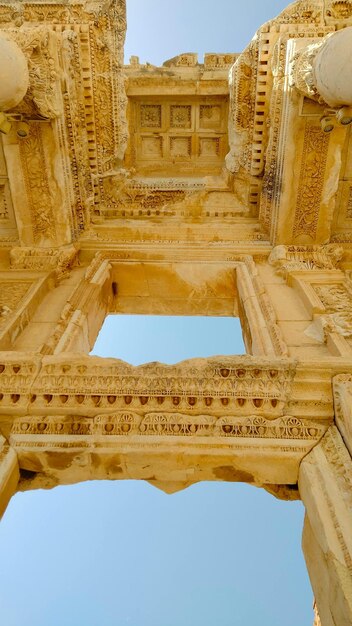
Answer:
0, 1, 314, 625
0, 317, 312, 626
124, 0, 292, 65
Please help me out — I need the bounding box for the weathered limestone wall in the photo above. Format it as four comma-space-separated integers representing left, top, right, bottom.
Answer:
0, 1, 351, 624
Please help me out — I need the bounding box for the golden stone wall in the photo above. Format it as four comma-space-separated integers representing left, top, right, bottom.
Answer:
0, 1, 351, 624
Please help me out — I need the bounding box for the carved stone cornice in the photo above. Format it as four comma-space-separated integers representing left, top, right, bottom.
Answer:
3, 353, 296, 415
0, 351, 339, 423
0, 352, 333, 493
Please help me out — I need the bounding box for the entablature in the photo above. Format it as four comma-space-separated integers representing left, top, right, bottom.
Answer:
0, 349, 334, 493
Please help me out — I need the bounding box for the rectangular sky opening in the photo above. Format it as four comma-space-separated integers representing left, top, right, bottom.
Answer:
91, 315, 245, 365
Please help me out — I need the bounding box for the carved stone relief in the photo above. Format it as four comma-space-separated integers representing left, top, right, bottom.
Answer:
0, 3, 350, 622
293, 124, 330, 240
10, 412, 324, 442
10, 245, 79, 280
18, 124, 56, 244
325, 0, 352, 19
269, 244, 343, 276
9, 27, 62, 119
313, 283, 352, 338
0, 282, 32, 331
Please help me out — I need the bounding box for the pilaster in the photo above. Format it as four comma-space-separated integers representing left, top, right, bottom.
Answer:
299, 426, 352, 626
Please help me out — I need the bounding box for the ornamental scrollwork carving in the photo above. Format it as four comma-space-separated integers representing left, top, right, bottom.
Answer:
275, 2, 323, 24
293, 124, 330, 240
269, 244, 343, 276
320, 426, 352, 509
333, 374, 352, 454
313, 284, 352, 338
18, 123, 56, 243
226, 40, 258, 174
291, 41, 324, 102
10, 245, 79, 280
8, 27, 62, 119
0, 282, 33, 331
325, 1, 352, 19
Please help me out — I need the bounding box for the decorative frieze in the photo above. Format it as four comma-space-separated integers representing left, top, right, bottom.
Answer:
30, 355, 296, 414
269, 244, 343, 276
326, 0, 352, 19
0, 282, 33, 331
18, 124, 56, 244
293, 124, 330, 240
10, 413, 325, 442
10, 245, 79, 280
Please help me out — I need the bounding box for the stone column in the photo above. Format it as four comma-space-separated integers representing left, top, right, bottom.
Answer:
0, 435, 19, 519
0, 33, 29, 111
299, 426, 352, 626
293, 27, 352, 111
313, 27, 352, 108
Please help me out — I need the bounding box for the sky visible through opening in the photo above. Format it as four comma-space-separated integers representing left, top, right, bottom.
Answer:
0, 315, 313, 625
0, 1, 315, 624
92, 315, 246, 364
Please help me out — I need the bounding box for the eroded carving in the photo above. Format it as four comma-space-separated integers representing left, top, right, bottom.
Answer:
10, 245, 79, 280
269, 244, 343, 276
293, 124, 330, 240
10, 27, 62, 119
0, 282, 32, 331
10, 413, 325, 442
314, 284, 352, 337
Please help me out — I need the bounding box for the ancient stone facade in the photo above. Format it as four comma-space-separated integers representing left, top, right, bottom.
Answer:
0, 1, 352, 624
